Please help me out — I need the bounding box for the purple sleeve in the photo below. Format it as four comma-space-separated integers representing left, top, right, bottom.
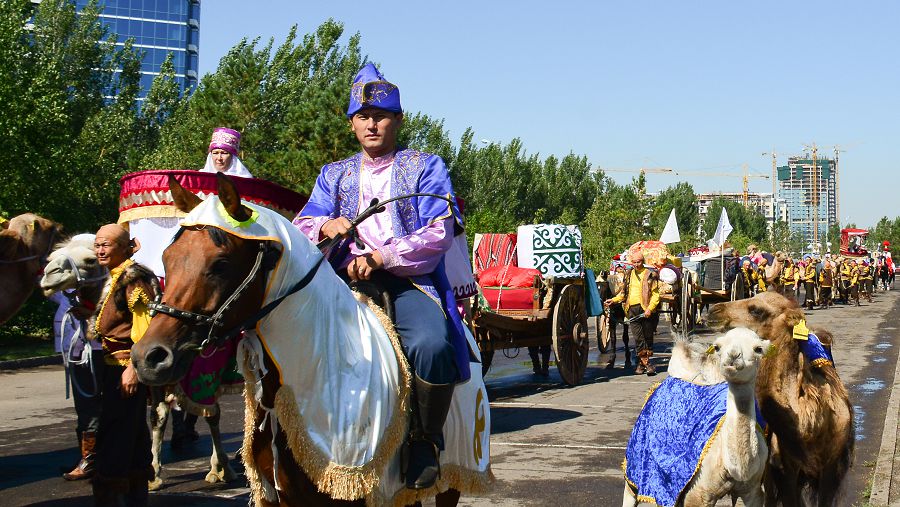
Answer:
380, 217, 454, 277
292, 215, 330, 243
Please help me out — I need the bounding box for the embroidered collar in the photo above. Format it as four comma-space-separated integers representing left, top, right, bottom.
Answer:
361, 150, 396, 168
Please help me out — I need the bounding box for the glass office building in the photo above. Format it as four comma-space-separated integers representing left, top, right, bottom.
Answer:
74, 0, 200, 99
777, 157, 837, 245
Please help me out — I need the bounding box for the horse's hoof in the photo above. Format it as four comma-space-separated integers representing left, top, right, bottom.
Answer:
148, 477, 163, 491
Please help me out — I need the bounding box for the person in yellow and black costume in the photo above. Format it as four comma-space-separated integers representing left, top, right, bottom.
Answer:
605, 251, 660, 375
819, 260, 834, 309
800, 259, 818, 310
858, 259, 874, 303
90, 224, 160, 507
780, 258, 799, 299
739, 259, 757, 299
755, 258, 769, 293
840, 258, 860, 306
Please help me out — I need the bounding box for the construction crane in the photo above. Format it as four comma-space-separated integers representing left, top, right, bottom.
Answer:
597, 167, 674, 175
676, 164, 770, 208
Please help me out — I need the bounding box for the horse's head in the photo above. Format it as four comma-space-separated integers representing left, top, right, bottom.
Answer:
40, 234, 100, 295
132, 173, 280, 386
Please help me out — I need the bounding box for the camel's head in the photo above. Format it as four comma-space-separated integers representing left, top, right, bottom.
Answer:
711, 328, 770, 385
40, 234, 100, 295
706, 291, 804, 341
7, 213, 61, 259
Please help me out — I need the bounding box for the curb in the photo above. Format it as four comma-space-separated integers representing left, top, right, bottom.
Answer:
870, 333, 900, 506
0, 355, 61, 371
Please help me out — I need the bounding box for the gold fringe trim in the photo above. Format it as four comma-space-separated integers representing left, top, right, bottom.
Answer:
386, 464, 495, 507
811, 357, 833, 369
240, 377, 268, 507
622, 412, 737, 506
118, 205, 186, 224
127, 286, 149, 312
239, 300, 414, 505
270, 299, 413, 502
171, 376, 245, 418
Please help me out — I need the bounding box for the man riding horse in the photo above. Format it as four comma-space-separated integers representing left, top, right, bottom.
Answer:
292, 63, 469, 491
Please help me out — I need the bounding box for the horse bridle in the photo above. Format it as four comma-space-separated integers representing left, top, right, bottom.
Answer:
146, 192, 457, 352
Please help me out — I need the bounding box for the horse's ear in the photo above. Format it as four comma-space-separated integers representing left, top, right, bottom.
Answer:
216, 172, 252, 222
169, 175, 202, 213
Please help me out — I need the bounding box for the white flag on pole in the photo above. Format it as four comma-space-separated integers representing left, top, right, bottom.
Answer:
660, 208, 681, 244
711, 207, 733, 248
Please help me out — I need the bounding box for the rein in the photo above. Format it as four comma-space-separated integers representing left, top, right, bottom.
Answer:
147, 192, 457, 352
0, 227, 58, 266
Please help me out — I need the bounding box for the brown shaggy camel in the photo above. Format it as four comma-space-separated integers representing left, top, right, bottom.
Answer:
707, 291, 854, 507
0, 214, 61, 324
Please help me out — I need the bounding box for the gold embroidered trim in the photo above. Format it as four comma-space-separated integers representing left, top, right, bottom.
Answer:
94, 259, 133, 337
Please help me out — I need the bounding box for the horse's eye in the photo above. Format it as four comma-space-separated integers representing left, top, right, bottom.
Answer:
208, 259, 229, 276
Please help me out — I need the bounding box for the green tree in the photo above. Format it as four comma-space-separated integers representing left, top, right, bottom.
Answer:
581, 177, 646, 270
649, 182, 699, 253
0, 0, 141, 231
701, 198, 768, 250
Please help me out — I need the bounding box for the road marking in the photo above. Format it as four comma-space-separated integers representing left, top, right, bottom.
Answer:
492, 441, 627, 451
491, 401, 612, 409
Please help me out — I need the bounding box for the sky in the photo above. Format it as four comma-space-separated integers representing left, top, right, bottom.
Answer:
198, 1, 899, 228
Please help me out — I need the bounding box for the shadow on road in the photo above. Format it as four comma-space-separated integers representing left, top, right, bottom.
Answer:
490, 406, 581, 434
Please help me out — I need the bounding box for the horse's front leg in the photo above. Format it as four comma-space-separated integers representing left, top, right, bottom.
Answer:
205, 403, 237, 483
148, 387, 170, 491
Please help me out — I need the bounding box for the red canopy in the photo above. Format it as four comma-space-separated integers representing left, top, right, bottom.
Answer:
840, 228, 869, 257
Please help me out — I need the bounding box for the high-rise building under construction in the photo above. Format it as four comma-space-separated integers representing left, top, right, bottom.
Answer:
776, 156, 837, 246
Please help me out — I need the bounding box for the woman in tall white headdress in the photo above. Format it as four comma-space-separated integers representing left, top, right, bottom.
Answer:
199, 127, 253, 178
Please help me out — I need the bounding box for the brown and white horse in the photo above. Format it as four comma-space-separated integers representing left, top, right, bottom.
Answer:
132, 174, 491, 506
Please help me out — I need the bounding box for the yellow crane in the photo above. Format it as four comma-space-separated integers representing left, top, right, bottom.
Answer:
676, 165, 770, 208
598, 167, 674, 175
595, 165, 770, 207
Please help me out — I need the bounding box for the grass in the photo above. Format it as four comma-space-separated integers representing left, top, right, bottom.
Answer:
853, 461, 877, 507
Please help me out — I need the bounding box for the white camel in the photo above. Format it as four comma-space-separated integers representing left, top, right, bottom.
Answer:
623, 328, 770, 507
40, 235, 236, 490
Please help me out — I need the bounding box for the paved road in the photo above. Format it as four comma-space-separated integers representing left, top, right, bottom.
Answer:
1, 290, 898, 506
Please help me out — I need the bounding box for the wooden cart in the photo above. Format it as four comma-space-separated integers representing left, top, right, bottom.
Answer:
472, 275, 591, 386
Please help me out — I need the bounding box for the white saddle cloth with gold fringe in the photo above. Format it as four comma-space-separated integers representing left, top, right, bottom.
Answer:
181, 196, 493, 506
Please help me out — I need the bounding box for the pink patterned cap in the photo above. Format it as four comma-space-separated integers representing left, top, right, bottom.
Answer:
208, 127, 241, 156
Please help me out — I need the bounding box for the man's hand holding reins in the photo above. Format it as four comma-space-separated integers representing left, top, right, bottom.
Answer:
322, 217, 353, 239
348, 251, 384, 281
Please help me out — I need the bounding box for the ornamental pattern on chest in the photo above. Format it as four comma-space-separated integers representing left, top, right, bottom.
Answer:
326, 149, 429, 237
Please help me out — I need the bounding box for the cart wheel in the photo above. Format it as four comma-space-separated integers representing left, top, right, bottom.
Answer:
552, 284, 590, 386
480, 349, 494, 378
596, 314, 610, 352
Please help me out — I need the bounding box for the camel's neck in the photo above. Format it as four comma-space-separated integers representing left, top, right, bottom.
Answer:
721, 381, 762, 480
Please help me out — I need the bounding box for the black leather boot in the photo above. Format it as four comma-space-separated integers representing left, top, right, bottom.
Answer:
405, 376, 455, 490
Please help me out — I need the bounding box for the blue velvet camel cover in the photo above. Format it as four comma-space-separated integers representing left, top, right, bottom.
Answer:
623, 376, 763, 507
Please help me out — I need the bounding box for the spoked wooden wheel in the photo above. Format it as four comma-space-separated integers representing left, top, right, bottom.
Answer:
680, 272, 694, 333
596, 313, 610, 353
552, 284, 590, 385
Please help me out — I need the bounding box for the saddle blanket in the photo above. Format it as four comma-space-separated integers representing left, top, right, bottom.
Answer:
624, 377, 764, 507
